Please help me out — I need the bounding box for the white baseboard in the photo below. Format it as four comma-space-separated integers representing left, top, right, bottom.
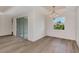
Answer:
76, 40, 79, 48
29, 34, 45, 42
47, 34, 75, 40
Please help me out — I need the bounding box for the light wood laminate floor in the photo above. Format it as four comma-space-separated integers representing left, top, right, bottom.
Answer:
0, 36, 79, 53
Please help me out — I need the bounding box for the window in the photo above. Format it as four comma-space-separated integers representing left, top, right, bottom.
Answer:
52, 17, 65, 30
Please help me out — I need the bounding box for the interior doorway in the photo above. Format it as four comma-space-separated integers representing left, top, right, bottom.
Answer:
16, 17, 28, 39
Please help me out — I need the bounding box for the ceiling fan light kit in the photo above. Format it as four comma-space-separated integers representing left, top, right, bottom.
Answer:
48, 6, 60, 19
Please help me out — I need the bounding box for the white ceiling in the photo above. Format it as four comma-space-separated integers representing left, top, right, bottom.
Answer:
43, 6, 65, 10
4, 6, 33, 15
0, 6, 77, 16
0, 6, 32, 15
0, 6, 13, 12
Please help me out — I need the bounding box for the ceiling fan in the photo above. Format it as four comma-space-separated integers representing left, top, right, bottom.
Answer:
49, 6, 59, 19
48, 6, 65, 19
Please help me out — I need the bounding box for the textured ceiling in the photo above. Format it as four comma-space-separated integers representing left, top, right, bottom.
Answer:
0, 6, 66, 12
0, 6, 13, 12
43, 6, 66, 10
0, 6, 76, 15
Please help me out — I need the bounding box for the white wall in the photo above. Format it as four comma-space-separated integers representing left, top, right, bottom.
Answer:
76, 7, 79, 47
31, 11, 46, 41
2, 6, 76, 42
0, 7, 77, 42
13, 7, 46, 41
13, 17, 16, 36
13, 6, 76, 42
0, 15, 12, 36
46, 7, 76, 40
13, 10, 34, 41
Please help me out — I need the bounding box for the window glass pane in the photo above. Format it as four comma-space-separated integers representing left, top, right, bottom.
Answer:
52, 17, 65, 30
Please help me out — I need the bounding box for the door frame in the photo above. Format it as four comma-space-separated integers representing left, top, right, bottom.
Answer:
13, 16, 28, 39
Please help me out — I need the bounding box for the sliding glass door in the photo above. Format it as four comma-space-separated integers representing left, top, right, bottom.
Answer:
16, 17, 28, 39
